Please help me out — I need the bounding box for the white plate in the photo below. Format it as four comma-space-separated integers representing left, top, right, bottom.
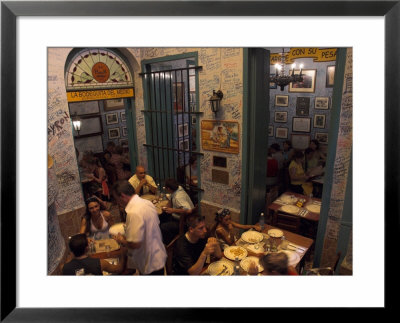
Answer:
224, 246, 248, 261
267, 229, 284, 238
240, 256, 264, 273
281, 204, 300, 215
109, 223, 125, 236
241, 231, 263, 243
246, 243, 264, 254
208, 260, 234, 276
279, 250, 301, 266
280, 195, 298, 204
306, 204, 321, 213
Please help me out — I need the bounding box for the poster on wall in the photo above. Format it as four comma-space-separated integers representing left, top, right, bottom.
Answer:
201, 120, 239, 154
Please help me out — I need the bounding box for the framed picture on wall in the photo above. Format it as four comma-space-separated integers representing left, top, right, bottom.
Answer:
291, 134, 311, 150
296, 97, 310, 116
275, 95, 289, 107
275, 127, 288, 139
74, 115, 103, 137
104, 98, 124, 111
292, 117, 311, 132
314, 97, 330, 109
314, 114, 326, 128
122, 126, 128, 137
173, 82, 184, 112
268, 125, 274, 137
106, 112, 119, 125
289, 69, 317, 93
178, 139, 189, 151
69, 101, 99, 116
120, 111, 126, 122
191, 115, 197, 125
119, 139, 129, 147
315, 132, 329, 144
108, 127, 120, 139
326, 65, 335, 87
269, 74, 277, 89
274, 111, 287, 123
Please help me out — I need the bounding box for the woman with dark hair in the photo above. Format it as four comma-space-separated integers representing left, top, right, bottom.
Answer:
80, 196, 114, 240
309, 139, 326, 164
86, 157, 110, 200
288, 150, 313, 196
282, 140, 295, 167
211, 208, 261, 246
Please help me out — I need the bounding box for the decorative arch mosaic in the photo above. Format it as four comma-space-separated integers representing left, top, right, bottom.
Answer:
65, 48, 134, 91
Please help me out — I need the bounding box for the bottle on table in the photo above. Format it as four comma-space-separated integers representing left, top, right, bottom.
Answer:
156, 183, 161, 199
161, 186, 167, 200
259, 212, 265, 231
233, 257, 240, 275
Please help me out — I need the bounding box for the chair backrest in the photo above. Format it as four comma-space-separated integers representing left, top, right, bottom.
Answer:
272, 211, 301, 234
165, 234, 181, 275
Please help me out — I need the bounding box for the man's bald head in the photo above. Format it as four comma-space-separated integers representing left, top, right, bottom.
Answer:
135, 166, 146, 180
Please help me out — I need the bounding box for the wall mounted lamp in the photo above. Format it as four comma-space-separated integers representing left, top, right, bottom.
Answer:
209, 90, 223, 115
72, 113, 81, 136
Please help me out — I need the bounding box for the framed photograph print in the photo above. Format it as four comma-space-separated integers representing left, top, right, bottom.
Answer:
274, 111, 288, 123
291, 134, 311, 150
268, 125, 274, 137
269, 74, 277, 89
104, 98, 125, 111
275, 95, 289, 107
296, 97, 310, 116
275, 127, 288, 139
314, 97, 330, 109
315, 132, 329, 144
326, 65, 335, 87
108, 127, 120, 140
292, 117, 311, 132
119, 139, 129, 147
120, 111, 126, 122
191, 115, 197, 125
178, 139, 189, 151
314, 114, 326, 128
201, 120, 239, 154
105, 112, 118, 125
289, 69, 317, 93
122, 126, 128, 137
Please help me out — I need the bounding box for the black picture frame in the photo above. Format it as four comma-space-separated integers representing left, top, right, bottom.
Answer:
296, 97, 310, 116
274, 111, 288, 123
269, 74, 277, 89
2, 0, 397, 321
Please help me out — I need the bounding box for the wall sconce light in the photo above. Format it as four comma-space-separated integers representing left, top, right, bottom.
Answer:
209, 90, 223, 115
72, 113, 81, 136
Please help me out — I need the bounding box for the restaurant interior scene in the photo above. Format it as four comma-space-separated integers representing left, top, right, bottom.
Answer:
48, 47, 352, 276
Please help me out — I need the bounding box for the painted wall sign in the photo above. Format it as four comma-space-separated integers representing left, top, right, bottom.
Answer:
66, 87, 134, 102
270, 48, 337, 65
92, 62, 110, 83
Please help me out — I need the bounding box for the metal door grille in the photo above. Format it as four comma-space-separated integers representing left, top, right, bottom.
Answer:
140, 65, 203, 202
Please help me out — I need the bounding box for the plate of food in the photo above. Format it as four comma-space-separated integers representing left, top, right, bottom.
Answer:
224, 246, 248, 261
240, 256, 264, 273
305, 204, 321, 213
207, 260, 234, 276
281, 204, 300, 215
280, 195, 298, 204
267, 228, 284, 238
241, 230, 263, 244
109, 223, 126, 236
278, 250, 301, 267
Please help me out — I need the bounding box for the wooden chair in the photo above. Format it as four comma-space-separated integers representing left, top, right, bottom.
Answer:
165, 234, 181, 275
272, 211, 301, 234
305, 251, 342, 275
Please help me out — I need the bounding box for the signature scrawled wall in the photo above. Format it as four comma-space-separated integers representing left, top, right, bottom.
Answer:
126, 48, 244, 211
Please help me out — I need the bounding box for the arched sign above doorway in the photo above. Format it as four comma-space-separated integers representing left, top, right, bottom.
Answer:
65, 48, 135, 102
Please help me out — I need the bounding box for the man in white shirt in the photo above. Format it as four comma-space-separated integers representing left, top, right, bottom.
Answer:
160, 178, 195, 244
111, 180, 167, 275
128, 165, 157, 196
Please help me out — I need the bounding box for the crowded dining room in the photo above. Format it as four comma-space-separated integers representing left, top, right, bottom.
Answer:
47, 46, 352, 278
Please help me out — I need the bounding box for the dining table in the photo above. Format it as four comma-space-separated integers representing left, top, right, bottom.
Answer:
202, 224, 314, 276
140, 194, 170, 215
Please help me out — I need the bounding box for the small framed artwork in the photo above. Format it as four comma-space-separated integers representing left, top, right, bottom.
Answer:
178, 139, 189, 151
275, 127, 288, 139
314, 97, 330, 109
122, 126, 128, 137
269, 74, 277, 89
119, 139, 129, 147
275, 95, 289, 107
296, 97, 310, 116
104, 98, 124, 111
292, 117, 311, 133
314, 114, 326, 128
291, 134, 311, 150
178, 123, 189, 137
289, 69, 317, 93
108, 127, 120, 139
191, 115, 197, 125
120, 111, 126, 122
274, 111, 288, 123
106, 112, 119, 125
315, 132, 328, 144
326, 65, 335, 88
268, 125, 274, 137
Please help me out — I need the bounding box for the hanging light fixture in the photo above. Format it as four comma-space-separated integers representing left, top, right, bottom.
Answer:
271, 48, 304, 91
209, 90, 223, 115
72, 112, 81, 136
